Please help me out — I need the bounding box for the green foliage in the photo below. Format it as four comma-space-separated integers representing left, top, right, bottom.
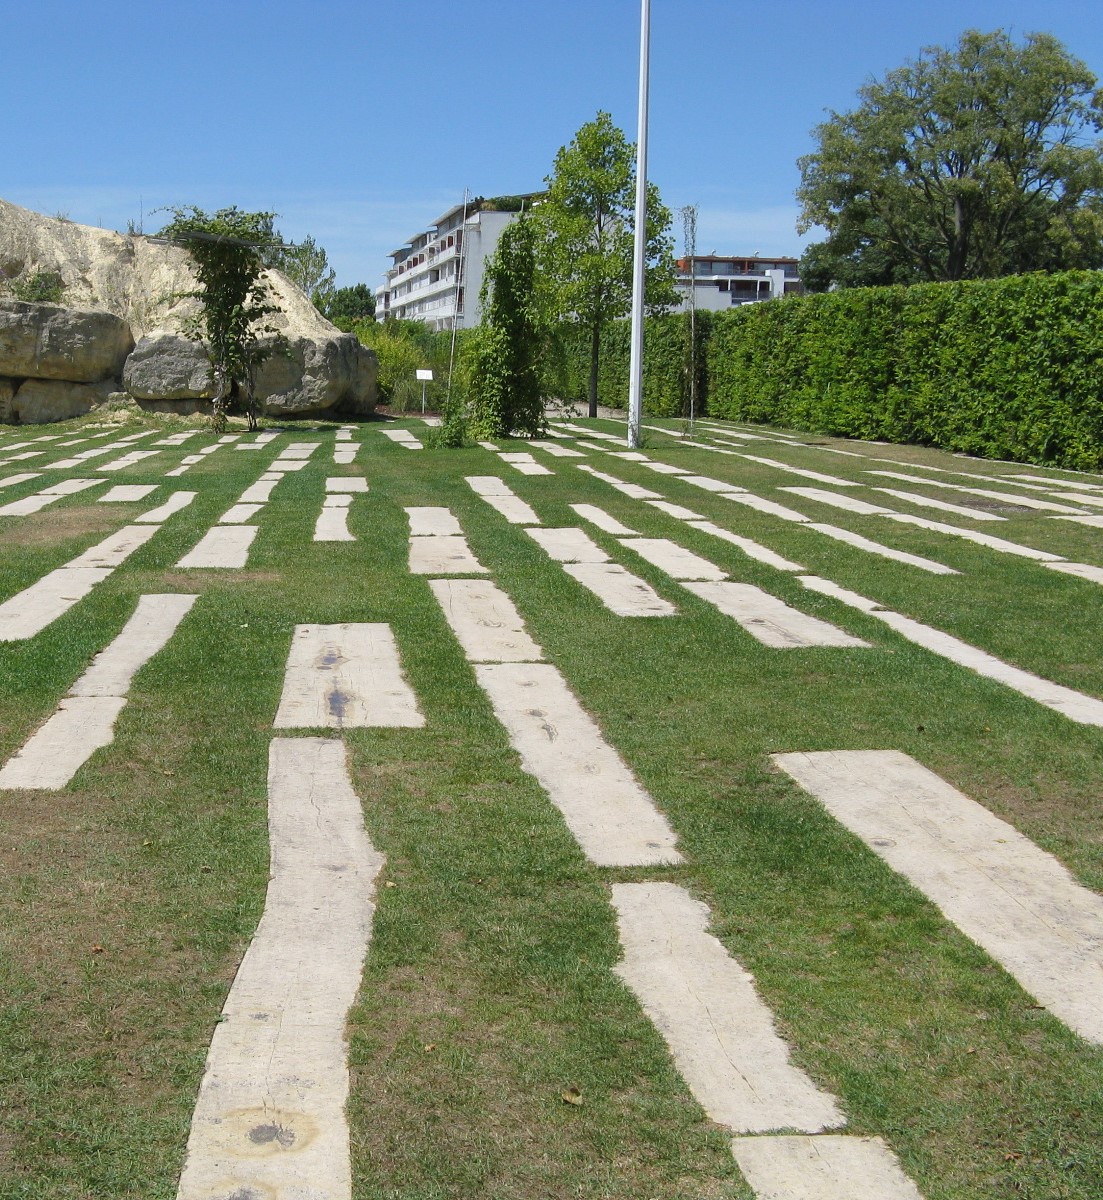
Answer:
4, 270, 65, 304
274, 234, 336, 309
705, 271, 1103, 470
534, 110, 678, 416
798, 29, 1103, 287
158, 205, 286, 431
351, 318, 461, 413
466, 214, 545, 439
319, 282, 376, 328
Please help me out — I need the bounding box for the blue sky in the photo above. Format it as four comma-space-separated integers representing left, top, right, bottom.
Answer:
5, 0, 1102, 289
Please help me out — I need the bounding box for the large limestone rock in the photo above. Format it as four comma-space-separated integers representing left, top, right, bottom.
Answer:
12, 378, 115, 423
0, 378, 14, 422
0, 298, 133, 382
0, 198, 377, 416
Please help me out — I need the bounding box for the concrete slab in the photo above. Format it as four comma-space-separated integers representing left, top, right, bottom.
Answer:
176, 526, 258, 569
0, 494, 59, 515
480, 494, 541, 525
69, 525, 159, 568
274, 623, 424, 728
883, 513, 1062, 561
280, 443, 322, 458
738, 455, 859, 487
41, 478, 104, 496
465, 476, 513, 496
238, 480, 279, 503
647, 499, 706, 521
868, 471, 1088, 514
429, 578, 544, 662
774, 749, 1103, 1045
730, 1136, 925, 1200
509, 460, 552, 474
267, 458, 309, 472
642, 461, 690, 474
687, 522, 805, 571
175, 738, 385, 1200
721, 493, 811, 522
808, 523, 959, 574
98, 485, 157, 503
563, 562, 677, 617
0, 568, 113, 641
71, 594, 198, 697
530, 440, 585, 457
135, 492, 196, 524
406, 507, 463, 537
382, 429, 419, 443
526, 527, 610, 562
612, 883, 844, 1133
781, 487, 891, 515
219, 503, 264, 524
681, 474, 746, 494
874, 487, 1007, 522
570, 504, 639, 535
1047, 561, 1103, 586
619, 537, 727, 581
685, 581, 870, 649
326, 477, 370, 493
0, 473, 40, 488
313, 508, 355, 542
474, 662, 682, 866
577, 465, 662, 499
797, 576, 1103, 725
408, 535, 488, 575
0, 697, 126, 789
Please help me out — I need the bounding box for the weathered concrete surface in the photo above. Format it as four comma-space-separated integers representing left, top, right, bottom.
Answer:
176, 738, 385, 1200
429, 578, 544, 663
730, 1135, 925, 1199
0, 298, 133, 381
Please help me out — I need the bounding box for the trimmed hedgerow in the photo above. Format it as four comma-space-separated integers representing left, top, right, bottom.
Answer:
706, 271, 1103, 470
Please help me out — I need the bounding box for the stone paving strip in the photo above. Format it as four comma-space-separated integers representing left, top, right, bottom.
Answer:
686, 523, 806, 572
737, 454, 860, 488
406, 506, 463, 537
0, 477, 104, 515
550, 422, 622, 441
428, 578, 545, 662
806, 522, 959, 575
680, 474, 747, 494
642, 461, 691, 475
525, 526, 677, 617
730, 1136, 925, 1200
407, 506, 489, 574
774, 750, 1103, 1045
381, 428, 423, 449
176, 737, 385, 1200
867, 470, 1089, 515
0, 472, 41, 489
881, 512, 1065, 562
1005, 473, 1103, 492
97, 449, 162, 472
49, 440, 145, 470
98, 484, 158, 503
871, 486, 1007, 521
0, 594, 198, 789
314, 496, 356, 542
176, 526, 259, 569
1051, 513, 1103, 529
219, 503, 265, 525
612, 882, 844, 1133
686, 581, 871, 649
569, 503, 639, 535
498, 451, 554, 476
799, 575, 1103, 725
577, 463, 662, 500
153, 431, 201, 446
235, 431, 281, 449
135, 492, 196, 524
530, 439, 585, 458
273, 623, 424, 729
475, 663, 683, 865
619, 537, 728, 581
465, 475, 541, 525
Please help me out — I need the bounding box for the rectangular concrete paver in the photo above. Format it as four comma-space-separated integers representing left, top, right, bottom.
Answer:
570, 504, 638, 535
406, 507, 463, 537
563, 562, 677, 616
474, 663, 682, 866
71, 594, 198, 697
730, 1136, 925, 1200
686, 522, 805, 571
773, 750, 1103, 1044
175, 738, 385, 1200
686, 581, 870, 649
135, 492, 196, 524
69, 525, 159, 568
314, 507, 356, 542
612, 882, 844, 1133
526, 527, 610, 562
409, 535, 488, 575
807, 523, 958, 575
0, 567, 113, 641
274, 623, 425, 729
429, 578, 544, 662
619, 537, 727, 581
177, 526, 259, 569
98, 485, 157, 503
0, 697, 127, 789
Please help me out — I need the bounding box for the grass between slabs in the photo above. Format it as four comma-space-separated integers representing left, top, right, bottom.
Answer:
0, 413, 1101, 1199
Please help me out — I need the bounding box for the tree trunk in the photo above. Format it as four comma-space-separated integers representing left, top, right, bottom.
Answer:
588, 322, 600, 419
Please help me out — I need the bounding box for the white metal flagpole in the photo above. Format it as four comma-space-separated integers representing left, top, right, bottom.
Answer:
627, 0, 650, 448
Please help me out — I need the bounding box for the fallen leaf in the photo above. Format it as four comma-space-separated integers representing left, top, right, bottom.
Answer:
560, 1087, 583, 1107
423, 1043, 437, 1053
91, 944, 105, 954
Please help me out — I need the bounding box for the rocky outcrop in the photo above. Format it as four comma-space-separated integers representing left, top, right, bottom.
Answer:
0, 198, 377, 419
0, 298, 133, 381
0, 377, 14, 422
10, 378, 116, 424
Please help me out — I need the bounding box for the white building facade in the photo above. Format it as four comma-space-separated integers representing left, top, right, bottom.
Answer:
675, 255, 803, 312
375, 197, 540, 332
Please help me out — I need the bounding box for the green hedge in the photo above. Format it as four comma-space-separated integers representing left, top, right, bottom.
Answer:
706, 272, 1103, 471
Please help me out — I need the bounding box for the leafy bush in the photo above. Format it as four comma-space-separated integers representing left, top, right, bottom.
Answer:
5, 271, 66, 304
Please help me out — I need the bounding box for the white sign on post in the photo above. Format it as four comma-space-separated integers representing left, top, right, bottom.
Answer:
416, 369, 433, 414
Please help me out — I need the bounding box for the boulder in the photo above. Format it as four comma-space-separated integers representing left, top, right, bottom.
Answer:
123, 332, 213, 400
0, 198, 378, 416
0, 298, 133, 382
11, 377, 116, 424
0, 377, 14, 422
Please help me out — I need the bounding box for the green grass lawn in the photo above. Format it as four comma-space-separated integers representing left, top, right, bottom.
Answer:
0, 411, 1101, 1199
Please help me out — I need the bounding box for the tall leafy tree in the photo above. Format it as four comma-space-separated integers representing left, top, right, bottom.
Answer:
159, 206, 285, 431
535, 111, 678, 417
466, 213, 544, 439
275, 234, 337, 309
798, 29, 1103, 288
318, 282, 376, 328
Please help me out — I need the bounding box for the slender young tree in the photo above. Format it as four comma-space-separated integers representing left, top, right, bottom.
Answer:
798, 29, 1103, 288
159, 206, 286, 431
535, 111, 678, 416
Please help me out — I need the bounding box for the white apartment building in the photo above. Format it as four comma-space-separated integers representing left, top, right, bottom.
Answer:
375, 195, 541, 331
675, 255, 803, 311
